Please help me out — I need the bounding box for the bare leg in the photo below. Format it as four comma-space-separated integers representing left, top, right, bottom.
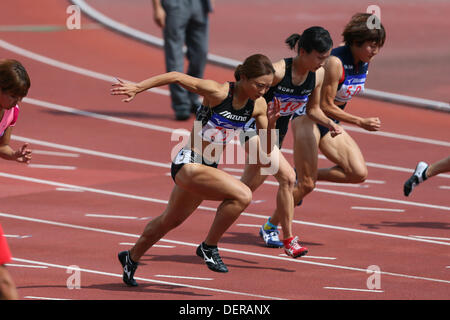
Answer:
262, 152, 296, 240
130, 185, 203, 262
290, 115, 321, 205
426, 156, 450, 178
0, 265, 18, 300
317, 130, 368, 183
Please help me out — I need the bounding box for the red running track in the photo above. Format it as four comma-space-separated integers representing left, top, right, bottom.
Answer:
0, 0, 449, 301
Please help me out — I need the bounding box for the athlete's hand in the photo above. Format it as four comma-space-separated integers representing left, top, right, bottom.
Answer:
110, 78, 139, 103
329, 123, 343, 138
359, 117, 381, 131
267, 98, 281, 129
14, 143, 32, 164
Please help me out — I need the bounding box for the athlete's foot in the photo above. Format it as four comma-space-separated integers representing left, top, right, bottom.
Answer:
404, 161, 428, 197
118, 250, 139, 286
259, 224, 283, 248
196, 242, 228, 273
283, 236, 308, 258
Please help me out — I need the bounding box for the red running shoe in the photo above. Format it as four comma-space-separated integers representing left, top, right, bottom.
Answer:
283, 236, 308, 258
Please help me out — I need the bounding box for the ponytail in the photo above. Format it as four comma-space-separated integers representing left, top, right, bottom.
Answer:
234, 64, 243, 81
285, 27, 332, 54
285, 33, 302, 52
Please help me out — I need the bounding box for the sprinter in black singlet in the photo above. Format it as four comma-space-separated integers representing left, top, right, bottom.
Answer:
291, 13, 386, 209
240, 27, 342, 258
111, 54, 280, 285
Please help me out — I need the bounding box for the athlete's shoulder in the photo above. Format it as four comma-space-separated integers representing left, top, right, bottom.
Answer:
271, 59, 286, 85
253, 96, 268, 116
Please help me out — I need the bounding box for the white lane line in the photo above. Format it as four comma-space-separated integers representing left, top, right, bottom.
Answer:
409, 235, 450, 241
24, 296, 72, 300
119, 242, 175, 248
0, 39, 170, 96
154, 275, 214, 281
283, 149, 450, 178
23, 97, 180, 134
28, 164, 76, 170
253, 178, 450, 212
13, 257, 284, 300
4, 234, 32, 239
56, 187, 84, 192
351, 206, 405, 213
278, 254, 336, 261
85, 214, 151, 220
324, 287, 384, 293
439, 186, 450, 190
317, 182, 369, 188
5, 263, 48, 269
364, 179, 386, 184
18, 96, 450, 179
237, 223, 275, 228
1, 174, 450, 246
2, 213, 450, 285
33, 150, 80, 157
12, 135, 171, 169
85, 214, 139, 220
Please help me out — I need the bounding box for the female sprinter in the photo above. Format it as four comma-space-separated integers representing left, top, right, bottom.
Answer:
111, 54, 280, 286
0, 59, 32, 164
0, 58, 31, 300
240, 27, 342, 257
291, 13, 386, 207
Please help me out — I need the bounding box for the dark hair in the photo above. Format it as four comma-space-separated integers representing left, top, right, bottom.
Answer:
0, 59, 31, 97
286, 26, 333, 54
342, 13, 386, 47
234, 54, 275, 81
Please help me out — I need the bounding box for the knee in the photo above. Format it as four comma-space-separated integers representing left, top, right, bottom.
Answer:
277, 169, 296, 191
297, 177, 316, 195
235, 185, 253, 209
349, 166, 368, 183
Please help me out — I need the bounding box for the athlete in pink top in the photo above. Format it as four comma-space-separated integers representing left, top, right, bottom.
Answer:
0, 58, 31, 300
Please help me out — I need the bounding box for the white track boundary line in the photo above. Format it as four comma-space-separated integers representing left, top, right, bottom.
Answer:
11, 257, 282, 300
2, 213, 449, 285
0, 169, 449, 245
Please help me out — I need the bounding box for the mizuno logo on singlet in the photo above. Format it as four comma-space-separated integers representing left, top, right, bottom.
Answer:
219, 111, 248, 122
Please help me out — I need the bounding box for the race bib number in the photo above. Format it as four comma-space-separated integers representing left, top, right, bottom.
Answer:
275, 94, 308, 116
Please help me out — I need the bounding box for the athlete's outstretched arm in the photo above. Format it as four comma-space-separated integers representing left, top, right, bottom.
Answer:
320, 57, 380, 131
111, 72, 227, 105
